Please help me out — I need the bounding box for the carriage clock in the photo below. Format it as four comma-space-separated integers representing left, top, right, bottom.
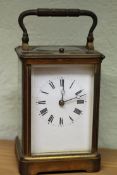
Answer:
15, 8, 105, 175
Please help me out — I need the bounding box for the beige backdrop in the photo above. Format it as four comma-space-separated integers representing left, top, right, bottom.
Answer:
0, 0, 117, 149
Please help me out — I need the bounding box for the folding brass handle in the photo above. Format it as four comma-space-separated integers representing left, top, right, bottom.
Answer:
18, 8, 97, 50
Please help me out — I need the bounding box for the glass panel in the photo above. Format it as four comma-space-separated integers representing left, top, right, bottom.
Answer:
31, 64, 94, 155
17, 59, 22, 144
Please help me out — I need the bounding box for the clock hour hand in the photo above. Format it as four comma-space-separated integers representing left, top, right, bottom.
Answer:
60, 78, 65, 101
61, 91, 64, 101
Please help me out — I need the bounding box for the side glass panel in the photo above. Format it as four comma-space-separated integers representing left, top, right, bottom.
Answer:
18, 59, 22, 144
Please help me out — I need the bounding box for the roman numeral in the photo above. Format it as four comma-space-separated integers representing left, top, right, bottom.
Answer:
48, 115, 54, 124
40, 108, 48, 116
49, 80, 55, 89
41, 90, 49, 95
73, 108, 82, 115
75, 89, 83, 96
60, 78, 64, 87
69, 116, 74, 122
69, 80, 75, 89
77, 100, 84, 104
59, 117, 63, 126
36, 101, 46, 104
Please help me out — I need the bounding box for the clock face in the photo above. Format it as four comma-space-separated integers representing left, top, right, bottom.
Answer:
31, 64, 94, 155
36, 77, 86, 126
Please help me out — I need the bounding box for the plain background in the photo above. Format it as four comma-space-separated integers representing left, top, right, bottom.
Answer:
0, 0, 117, 149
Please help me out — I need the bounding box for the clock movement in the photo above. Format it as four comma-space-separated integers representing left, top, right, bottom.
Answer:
15, 8, 105, 175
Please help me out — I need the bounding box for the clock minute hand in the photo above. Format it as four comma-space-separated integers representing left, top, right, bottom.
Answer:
64, 89, 84, 102
64, 96, 79, 103
64, 92, 86, 103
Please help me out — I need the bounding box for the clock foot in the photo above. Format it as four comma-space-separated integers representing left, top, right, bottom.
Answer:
15, 137, 101, 175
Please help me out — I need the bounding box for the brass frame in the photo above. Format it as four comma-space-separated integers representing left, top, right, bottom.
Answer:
15, 46, 104, 175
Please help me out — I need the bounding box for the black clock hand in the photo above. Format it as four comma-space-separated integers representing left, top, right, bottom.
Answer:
64, 93, 86, 103
59, 78, 65, 107
64, 89, 84, 102
59, 96, 80, 106
64, 96, 79, 103
61, 79, 64, 91
60, 78, 65, 101
61, 92, 64, 101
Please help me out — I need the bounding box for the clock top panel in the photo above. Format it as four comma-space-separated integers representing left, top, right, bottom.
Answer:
15, 45, 105, 60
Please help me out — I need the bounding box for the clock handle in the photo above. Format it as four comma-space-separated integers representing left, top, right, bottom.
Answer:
18, 8, 97, 50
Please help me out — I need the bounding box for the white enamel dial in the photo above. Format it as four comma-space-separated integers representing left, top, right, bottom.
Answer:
31, 64, 94, 155
35, 77, 86, 126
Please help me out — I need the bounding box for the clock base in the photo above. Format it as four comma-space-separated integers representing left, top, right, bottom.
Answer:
15, 137, 101, 175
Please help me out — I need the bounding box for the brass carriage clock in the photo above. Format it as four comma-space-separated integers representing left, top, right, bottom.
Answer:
15, 8, 105, 175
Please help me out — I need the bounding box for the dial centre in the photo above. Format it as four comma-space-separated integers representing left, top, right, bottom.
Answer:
59, 100, 64, 107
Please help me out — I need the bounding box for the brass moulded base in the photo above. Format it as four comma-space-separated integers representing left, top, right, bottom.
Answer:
15, 137, 101, 175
